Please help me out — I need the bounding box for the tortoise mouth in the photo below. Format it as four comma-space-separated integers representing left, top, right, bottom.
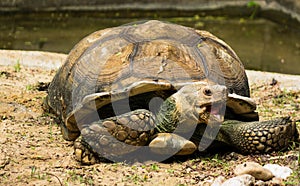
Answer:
205, 102, 226, 115
199, 102, 226, 125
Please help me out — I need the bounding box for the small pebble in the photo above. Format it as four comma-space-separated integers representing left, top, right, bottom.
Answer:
255, 180, 267, 186
234, 161, 274, 181
269, 177, 283, 185
263, 164, 293, 179
221, 174, 255, 186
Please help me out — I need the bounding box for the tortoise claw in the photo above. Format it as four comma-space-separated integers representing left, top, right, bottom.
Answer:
149, 133, 197, 155
74, 137, 99, 165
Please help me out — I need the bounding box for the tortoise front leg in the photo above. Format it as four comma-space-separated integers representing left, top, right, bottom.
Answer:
74, 108, 200, 164
74, 109, 157, 164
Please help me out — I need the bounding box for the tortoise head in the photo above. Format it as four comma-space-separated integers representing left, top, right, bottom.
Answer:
172, 81, 228, 128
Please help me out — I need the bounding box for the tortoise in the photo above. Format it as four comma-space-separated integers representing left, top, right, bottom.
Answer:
44, 20, 297, 164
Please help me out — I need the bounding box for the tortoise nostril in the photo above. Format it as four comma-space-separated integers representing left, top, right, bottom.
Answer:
203, 88, 212, 96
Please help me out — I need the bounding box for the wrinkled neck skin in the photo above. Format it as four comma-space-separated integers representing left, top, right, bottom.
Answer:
154, 90, 199, 133
154, 96, 179, 133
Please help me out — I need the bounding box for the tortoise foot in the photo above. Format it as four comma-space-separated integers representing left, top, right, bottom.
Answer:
149, 133, 197, 155
74, 137, 100, 165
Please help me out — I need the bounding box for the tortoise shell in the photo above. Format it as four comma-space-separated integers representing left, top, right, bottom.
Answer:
46, 20, 249, 140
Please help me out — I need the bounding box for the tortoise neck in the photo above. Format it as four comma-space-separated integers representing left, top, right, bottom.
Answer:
155, 96, 181, 133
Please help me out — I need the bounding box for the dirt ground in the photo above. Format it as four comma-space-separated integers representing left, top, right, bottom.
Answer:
0, 65, 299, 186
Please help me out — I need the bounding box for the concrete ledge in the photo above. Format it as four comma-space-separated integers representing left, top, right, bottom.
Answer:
1, 50, 299, 91
246, 70, 300, 91
0, 0, 299, 23
0, 50, 66, 70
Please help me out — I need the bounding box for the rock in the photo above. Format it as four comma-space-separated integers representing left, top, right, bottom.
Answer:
211, 176, 226, 186
234, 161, 274, 181
263, 164, 293, 179
221, 174, 255, 186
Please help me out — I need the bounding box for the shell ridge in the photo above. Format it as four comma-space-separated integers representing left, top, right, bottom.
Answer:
129, 43, 139, 73
192, 43, 209, 78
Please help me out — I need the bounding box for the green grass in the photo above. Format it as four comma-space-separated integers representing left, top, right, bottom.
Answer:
284, 165, 300, 185
247, 1, 260, 19
67, 170, 94, 185
14, 60, 21, 72
30, 166, 48, 180
196, 154, 232, 175
25, 84, 34, 91
150, 163, 160, 171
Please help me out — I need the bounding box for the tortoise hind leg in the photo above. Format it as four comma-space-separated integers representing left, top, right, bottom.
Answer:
220, 117, 298, 153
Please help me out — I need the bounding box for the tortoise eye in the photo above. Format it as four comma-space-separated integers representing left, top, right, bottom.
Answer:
203, 88, 212, 96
